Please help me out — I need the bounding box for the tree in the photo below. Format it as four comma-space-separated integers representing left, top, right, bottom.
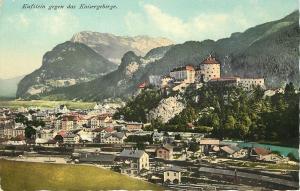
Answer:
54, 135, 64, 143
211, 113, 220, 128
173, 179, 179, 184
287, 152, 298, 162
224, 115, 236, 138
25, 126, 36, 139
111, 166, 121, 173
136, 142, 146, 150
188, 142, 199, 152
15, 114, 28, 124
285, 82, 295, 96
174, 134, 182, 140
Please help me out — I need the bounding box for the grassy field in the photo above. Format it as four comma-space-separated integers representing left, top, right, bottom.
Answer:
0, 159, 162, 191
0, 100, 96, 110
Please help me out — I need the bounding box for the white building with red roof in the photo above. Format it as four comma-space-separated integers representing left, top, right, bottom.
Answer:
196, 54, 221, 82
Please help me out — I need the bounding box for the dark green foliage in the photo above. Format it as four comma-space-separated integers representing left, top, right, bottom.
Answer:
54, 135, 64, 143
136, 142, 146, 150
143, 81, 298, 147
27, 120, 45, 128
125, 135, 153, 144
25, 126, 36, 139
111, 165, 121, 173
15, 113, 28, 124
174, 134, 182, 140
188, 141, 200, 152
181, 82, 299, 147
15, 113, 45, 140
287, 152, 298, 162
114, 89, 163, 123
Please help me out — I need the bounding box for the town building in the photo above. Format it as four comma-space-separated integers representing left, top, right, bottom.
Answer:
36, 139, 59, 148
161, 76, 173, 88
36, 129, 54, 140
118, 149, 149, 175
152, 129, 164, 142
63, 133, 80, 144
101, 132, 126, 144
149, 75, 162, 87
55, 105, 69, 114
126, 122, 143, 132
207, 77, 240, 86
238, 78, 265, 90
208, 76, 265, 90
249, 147, 273, 161
199, 139, 220, 155
219, 145, 246, 158
170, 65, 195, 84
156, 144, 173, 160
61, 116, 74, 131
163, 166, 182, 184
0, 123, 25, 139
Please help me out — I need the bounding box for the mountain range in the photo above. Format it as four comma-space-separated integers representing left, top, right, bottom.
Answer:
16, 34, 174, 99
16, 11, 299, 100
70, 31, 174, 64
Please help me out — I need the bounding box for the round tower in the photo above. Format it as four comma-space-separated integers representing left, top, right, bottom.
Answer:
196, 54, 220, 82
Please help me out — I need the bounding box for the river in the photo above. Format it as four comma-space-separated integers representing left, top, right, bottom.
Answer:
222, 141, 299, 159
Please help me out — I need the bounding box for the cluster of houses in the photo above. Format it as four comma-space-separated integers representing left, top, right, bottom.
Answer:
0, 100, 291, 185
147, 55, 265, 92
0, 103, 136, 145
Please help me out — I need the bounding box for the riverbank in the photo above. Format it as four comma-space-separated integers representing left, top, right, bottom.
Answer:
0, 159, 162, 191
223, 140, 299, 160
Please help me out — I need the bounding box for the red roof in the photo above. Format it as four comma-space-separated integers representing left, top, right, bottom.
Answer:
57, 130, 67, 137
61, 114, 87, 121
105, 127, 114, 133
253, 147, 271, 156
202, 55, 219, 65
92, 128, 105, 132
138, 82, 146, 88
171, 65, 195, 72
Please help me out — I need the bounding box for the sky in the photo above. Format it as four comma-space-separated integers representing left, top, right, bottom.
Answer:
0, 0, 298, 79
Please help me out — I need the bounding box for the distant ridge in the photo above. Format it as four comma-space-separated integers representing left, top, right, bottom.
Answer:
70, 31, 174, 64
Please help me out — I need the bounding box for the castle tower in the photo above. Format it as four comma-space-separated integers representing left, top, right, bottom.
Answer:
196, 54, 220, 82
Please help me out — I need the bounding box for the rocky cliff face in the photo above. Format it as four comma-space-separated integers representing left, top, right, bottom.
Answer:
16, 41, 117, 98
70, 31, 174, 64
45, 46, 172, 101
148, 96, 185, 123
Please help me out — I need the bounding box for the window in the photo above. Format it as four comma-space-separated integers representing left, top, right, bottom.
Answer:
167, 172, 169, 176
174, 172, 176, 176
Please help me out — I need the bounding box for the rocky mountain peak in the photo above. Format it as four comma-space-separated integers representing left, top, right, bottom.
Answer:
70, 31, 174, 64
